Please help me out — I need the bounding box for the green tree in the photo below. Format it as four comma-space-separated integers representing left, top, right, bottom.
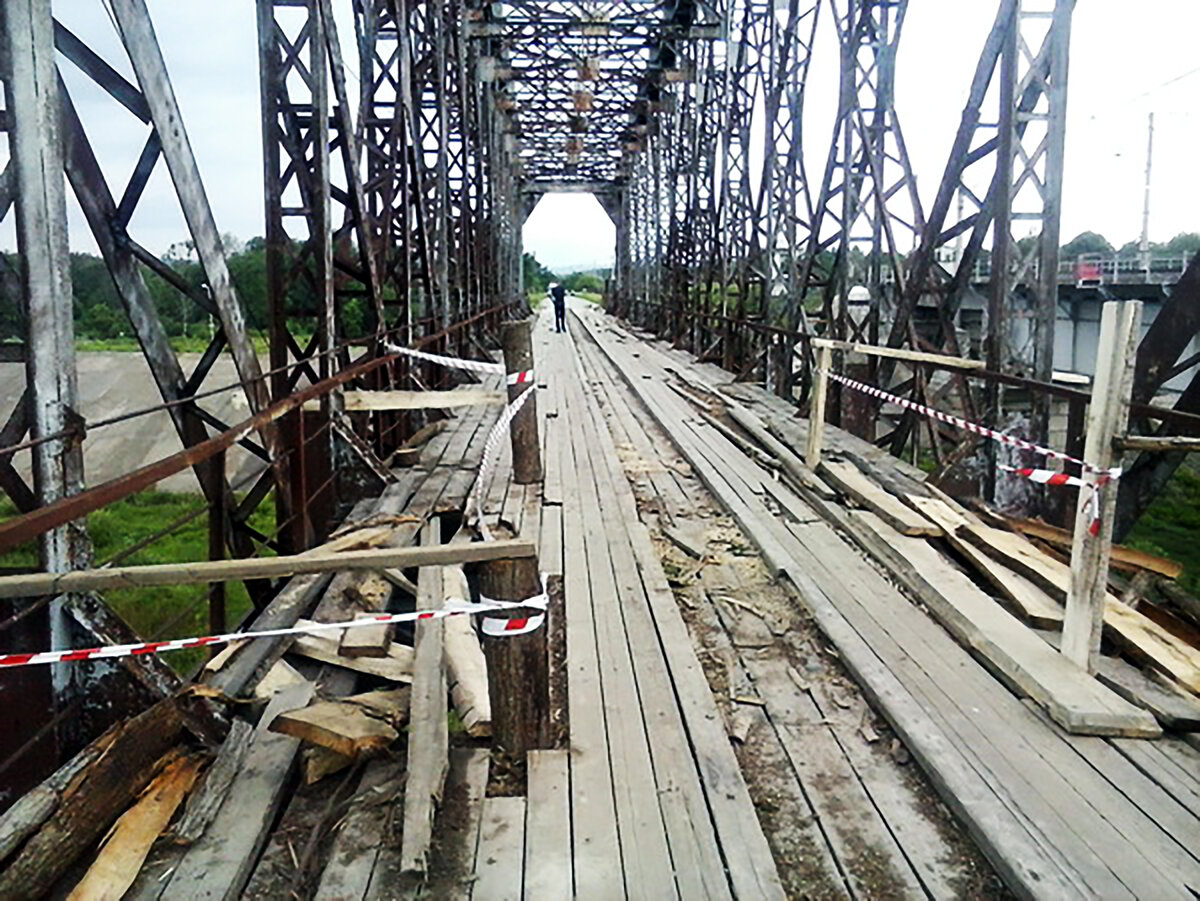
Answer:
523, 252, 555, 294
1060, 231, 1114, 258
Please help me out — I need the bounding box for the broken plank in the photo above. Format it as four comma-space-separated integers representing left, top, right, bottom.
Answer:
1007, 517, 1182, 579
290, 622, 414, 682
268, 689, 408, 758
472, 797, 526, 901
66, 753, 205, 901
911, 495, 1200, 694
0, 698, 190, 900
400, 520, 449, 874
340, 610, 395, 659
172, 719, 254, 844
855, 512, 1159, 737
162, 682, 315, 901
819, 459, 940, 537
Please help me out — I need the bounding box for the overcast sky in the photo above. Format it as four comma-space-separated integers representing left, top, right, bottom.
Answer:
5, 1, 1197, 275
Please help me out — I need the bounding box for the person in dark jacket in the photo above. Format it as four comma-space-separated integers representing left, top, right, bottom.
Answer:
550, 282, 567, 333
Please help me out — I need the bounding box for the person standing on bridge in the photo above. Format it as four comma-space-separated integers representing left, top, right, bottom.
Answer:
550, 282, 567, 333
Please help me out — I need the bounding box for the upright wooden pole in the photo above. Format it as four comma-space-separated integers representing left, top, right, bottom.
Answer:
500, 318, 543, 483
207, 450, 226, 635
1062, 301, 1142, 672
476, 526, 550, 756
806, 344, 832, 468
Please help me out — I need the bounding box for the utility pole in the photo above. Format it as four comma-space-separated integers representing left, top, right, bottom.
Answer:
1138, 112, 1154, 275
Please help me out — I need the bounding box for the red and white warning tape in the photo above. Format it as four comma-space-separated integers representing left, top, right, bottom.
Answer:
998, 465, 1116, 536
479, 573, 549, 637
0, 583, 550, 669
819, 370, 1120, 479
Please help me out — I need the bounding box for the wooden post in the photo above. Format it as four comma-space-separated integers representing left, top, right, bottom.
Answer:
500, 318, 543, 484
207, 450, 226, 635
805, 344, 832, 468
476, 526, 550, 756
1062, 301, 1142, 673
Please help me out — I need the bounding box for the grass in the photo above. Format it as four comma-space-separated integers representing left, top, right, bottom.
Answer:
77, 334, 272, 354
1125, 459, 1200, 597
576, 292, 604, 305
0, 491, 276, 674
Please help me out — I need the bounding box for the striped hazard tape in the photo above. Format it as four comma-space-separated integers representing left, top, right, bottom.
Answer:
819, 370, 1120, 479
0, 580, 551, 669
384, 342, 504, 376
998, 465, 1117, 536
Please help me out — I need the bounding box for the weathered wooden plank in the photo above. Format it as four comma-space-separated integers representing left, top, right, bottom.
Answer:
400, 520, 449, 874
313, 758, 405, 901
1008, 516, 1182, 579
571, 324, 783, 899
163, 682, 315, 900
819, 459, 940, 537
341, 388, 507, 411
473, 797, 526, 901
911, 494, 1200, 693
0, 541, 535, 598
523, 750, 572, 900
172, 718, 254, 844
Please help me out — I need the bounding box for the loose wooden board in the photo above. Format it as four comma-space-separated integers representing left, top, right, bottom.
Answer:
906, 496, 1064, 628
856, 512, 1159, 737
524, 751, 572, 900
341, 388, 507, 411
909, 497, 1200, 694
472, 797, 526, 901
162, 682, 315, 900
1007, 517, 1183, 579
819, 459, 941, 537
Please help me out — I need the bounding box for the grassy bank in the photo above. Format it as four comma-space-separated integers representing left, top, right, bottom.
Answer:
1125, 459, 1200, 597
0, 492, 274, 673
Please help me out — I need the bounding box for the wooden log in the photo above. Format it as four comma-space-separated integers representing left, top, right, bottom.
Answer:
172, 718, 254, 844
66, 752, 205, 901
0, 736, 107, 865
1065, 301, 1142, 672
1114, 435, 1200, 453
443, 566, 492, 737
401, 520, 449, 874
501, 318, 543, 483
340, 388, 507, 411
476, 526, 551, 755
0, 698, 188, 899
268, 688, 408, 758
0, 540, 536, 598
819, 459, 941, 537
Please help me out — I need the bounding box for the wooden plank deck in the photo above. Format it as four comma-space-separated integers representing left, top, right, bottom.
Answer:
573, 300, 1200, 900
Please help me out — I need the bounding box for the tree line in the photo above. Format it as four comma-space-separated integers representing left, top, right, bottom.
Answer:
0, 231, 1193, 344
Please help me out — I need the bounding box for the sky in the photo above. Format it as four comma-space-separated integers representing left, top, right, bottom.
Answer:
3, 1, 1197, 275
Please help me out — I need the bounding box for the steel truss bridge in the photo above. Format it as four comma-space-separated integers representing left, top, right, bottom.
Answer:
0, 0, 1197, 794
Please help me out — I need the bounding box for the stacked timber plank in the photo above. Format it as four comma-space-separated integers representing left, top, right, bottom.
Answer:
574, 300, 1200, 900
